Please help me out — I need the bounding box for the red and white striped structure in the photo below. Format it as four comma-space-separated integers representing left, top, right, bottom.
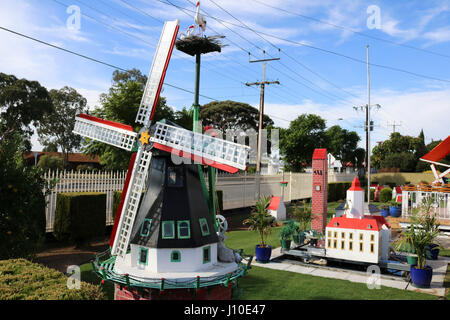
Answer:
420, 135, 450, 184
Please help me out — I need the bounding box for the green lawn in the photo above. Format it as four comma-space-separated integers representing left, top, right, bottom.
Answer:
236, 266, 437, 300
224, 227, 282, 256
80, 263, 114, 300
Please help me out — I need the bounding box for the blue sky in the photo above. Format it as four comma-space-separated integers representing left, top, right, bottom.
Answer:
0, 0, 449, 151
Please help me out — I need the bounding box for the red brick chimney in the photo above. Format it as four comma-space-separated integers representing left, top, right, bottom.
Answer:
311, 149, 328, 233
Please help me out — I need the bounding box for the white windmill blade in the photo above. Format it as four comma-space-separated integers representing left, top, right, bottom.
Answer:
150, 122, 249, 173
135, 19, 179, 127
73, 113, 137, 151
111, 148, 153, 257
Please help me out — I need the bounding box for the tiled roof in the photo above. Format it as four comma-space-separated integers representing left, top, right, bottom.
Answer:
327, 214, 390, 231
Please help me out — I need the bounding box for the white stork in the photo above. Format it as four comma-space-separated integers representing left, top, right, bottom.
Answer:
194, 1, 206, 36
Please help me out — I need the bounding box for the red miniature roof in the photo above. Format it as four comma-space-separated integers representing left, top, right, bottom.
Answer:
348, 176, 363, 191
395, 186, 402, 194
312, 148, 327, 160
268, 196, 281, 210
327, 215, 390, 231
421, 135, 450, 163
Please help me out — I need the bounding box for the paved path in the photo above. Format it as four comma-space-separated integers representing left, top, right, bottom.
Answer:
245, 247, 449, 297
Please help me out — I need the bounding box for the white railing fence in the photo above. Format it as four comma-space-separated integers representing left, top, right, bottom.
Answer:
42, 170, 357, 232
402, 187, 450, 221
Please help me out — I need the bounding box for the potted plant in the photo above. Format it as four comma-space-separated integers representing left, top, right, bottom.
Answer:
290, 200, 312, 245
394, 199, 440, 288
279, 220, 296, 250
380, 203, 390, 217
389, 199, 401, 217
243, 196, 276, 263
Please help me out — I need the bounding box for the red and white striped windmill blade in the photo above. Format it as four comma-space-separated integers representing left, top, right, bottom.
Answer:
419, 135, 450, 184
194, 1, 207, 35
73, 20, 249, 258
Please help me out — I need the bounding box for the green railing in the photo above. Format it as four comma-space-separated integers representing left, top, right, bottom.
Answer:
92, 249, 253, 291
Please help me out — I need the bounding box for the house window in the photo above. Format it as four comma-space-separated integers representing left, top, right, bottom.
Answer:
333, 240, 337, 249
171, 250, 181, 262
140, 219, 152, 237
327, 231, 331, 238
359, 242, 364, 252
203, 246, 211, 264
370, 234, 375, 242
199, 218, 210, 236
139, 247, 148, 265
341, 240, 345, 250
349, 241, 353, 251
341, 232, 345, 239
349, 233, 353, 240
327, 239, 331, 248
162, 221, 175, 239
167, 167, 183, 187
177, 220, 191, 239
359, 233, 364, 241
370, 243, 375, 253
334, 232, 337, 238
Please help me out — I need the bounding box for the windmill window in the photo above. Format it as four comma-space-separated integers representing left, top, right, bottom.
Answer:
140, 219, 152, 237
138, 248, 148, 265
177, 220, 191, 239
203, 246, 211, 264
171, 250, 181, 262
162, 221, 175, 239
199, 218, 210, 236
167, 167, 184, 187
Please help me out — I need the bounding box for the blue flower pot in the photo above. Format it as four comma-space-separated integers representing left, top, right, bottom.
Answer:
389, 206, 401, 217
426, 244, 440, 260
380, 208, 389, 217
410, 265, 433, 288
255, 245, 272, 263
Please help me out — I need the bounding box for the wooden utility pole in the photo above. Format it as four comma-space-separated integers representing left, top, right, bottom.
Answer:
246, 50, 280, 200
366, 45, 371, 205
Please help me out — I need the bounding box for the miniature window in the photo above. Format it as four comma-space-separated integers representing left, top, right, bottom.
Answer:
341, 232, 345, 239
199, 218, 210, 236
203, 246, 211, 264
349, 233, 353, 240
370, 234, 375, 242
171, 250, 181, 262
341, 240, 345, 250
162, 221, 175, 239
139, 248, 148, 265
359, 242, 364, 252
333, 240, 337, 249
327, 239, 331, 248
334, 232, 337, 238
327, 231, 331, 238
177, 221, 191, 239
140, 219, 152, 237
359, 234, 363, 241
167, 167, 184, 187
349, 241, 353, 251
370, 243, 374, 253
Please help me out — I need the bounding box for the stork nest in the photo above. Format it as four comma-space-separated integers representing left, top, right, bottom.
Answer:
175, 35, 226, 56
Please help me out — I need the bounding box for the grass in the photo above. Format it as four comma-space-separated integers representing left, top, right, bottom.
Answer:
80, 262, 114, 300
225, 227, 282, 256
236, 266, 437, 300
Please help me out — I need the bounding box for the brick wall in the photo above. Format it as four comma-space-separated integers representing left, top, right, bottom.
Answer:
114, 284, 232, 300
311, 157, 328, 233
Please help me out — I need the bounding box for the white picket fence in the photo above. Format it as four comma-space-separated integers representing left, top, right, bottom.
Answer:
42, 170, 356, 232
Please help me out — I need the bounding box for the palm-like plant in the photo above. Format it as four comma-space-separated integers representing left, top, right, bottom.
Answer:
291, 200, 312, 232
394, 198, 440, 269
243, 196, 276, 248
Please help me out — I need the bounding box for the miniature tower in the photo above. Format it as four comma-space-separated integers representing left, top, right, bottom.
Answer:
311, 148, 328, 233
345, 177, 365, 219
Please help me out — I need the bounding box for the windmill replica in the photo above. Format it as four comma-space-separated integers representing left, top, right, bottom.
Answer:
73, 19, 252, 300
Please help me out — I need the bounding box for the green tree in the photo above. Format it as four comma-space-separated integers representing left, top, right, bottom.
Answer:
324, 125, 361, 167
199, 100, 273, 134
174, 106, 193, 130
37, 154, 64, 171
0, 73, 53, 149
279, 114, 327, 172
36, 86, 87, 168
82, 69, 175, 170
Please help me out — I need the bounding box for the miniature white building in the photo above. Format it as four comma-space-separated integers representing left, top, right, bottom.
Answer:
325, 177, 391, 264
268, 196, 286, 221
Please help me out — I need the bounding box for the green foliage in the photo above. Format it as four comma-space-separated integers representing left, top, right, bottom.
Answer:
243, 196, 276, 247
325, 125, 361, 167
290, 200, 312, 231
112, 191, 122, 220
0, 72, 53, 147
0, 133, 50, 260
279, 220, 298, 241
379, 187, 393, 203
36, 86, 87, 168
37, 154, 63, 171
394, 199, 440, 269
54, 192, 106, 245
389, 199, 401, 207
327, 182, 352, 202
0, 259, 104, 300
200, 100, 274, 134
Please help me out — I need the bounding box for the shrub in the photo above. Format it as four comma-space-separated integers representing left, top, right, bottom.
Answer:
379, 187, 393, 203
0, 133, 50, 260
37, 154, 63, 171
0, 259, 104, 300
53, 192, 106, 244
328, 182, 352, 202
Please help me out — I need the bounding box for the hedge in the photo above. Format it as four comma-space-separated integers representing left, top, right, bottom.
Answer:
327, 182, 352, 202
379, 188, 393, 203
0, 259, 104, 300
53, 192, 106, 244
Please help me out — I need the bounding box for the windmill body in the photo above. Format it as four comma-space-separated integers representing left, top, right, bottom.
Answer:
72, 20, 250, 291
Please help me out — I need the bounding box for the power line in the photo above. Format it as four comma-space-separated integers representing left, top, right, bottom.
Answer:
250, 0, 450, 60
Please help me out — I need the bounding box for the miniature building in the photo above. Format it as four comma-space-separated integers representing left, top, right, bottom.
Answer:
311, 148, 328, 233
268, 196, 286, 221
325, 177, 391, 264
